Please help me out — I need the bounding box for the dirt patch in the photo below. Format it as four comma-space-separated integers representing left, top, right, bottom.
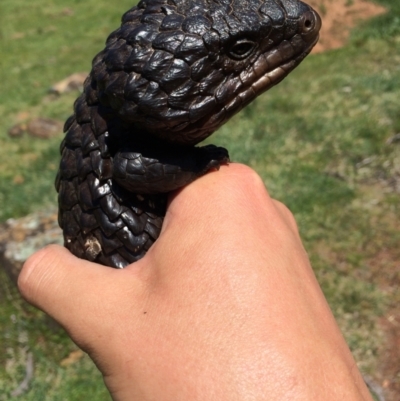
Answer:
309, 0, 387, 52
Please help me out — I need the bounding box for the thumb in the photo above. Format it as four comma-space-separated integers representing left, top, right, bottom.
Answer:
18, 245, 143, 342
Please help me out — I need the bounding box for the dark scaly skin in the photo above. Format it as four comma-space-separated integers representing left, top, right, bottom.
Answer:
56, 0, 321, 268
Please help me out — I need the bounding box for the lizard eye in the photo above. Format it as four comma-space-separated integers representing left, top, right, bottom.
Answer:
228, 39, 256, 60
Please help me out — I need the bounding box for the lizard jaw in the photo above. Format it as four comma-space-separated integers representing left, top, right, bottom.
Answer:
215, 33, 320, 124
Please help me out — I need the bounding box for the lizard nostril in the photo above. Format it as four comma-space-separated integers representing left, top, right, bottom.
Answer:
300, 10, 321, 39
302, 11, 315, 33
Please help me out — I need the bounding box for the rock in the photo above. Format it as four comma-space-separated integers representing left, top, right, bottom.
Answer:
8, 118, 64, 139
50, 72, 88, 95
387, 134, 400, 145
8, 123, 27, 138
27, 118, 63, 139
0, 208, 63, 284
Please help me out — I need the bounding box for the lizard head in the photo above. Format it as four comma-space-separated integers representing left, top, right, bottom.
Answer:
91, 0, 321, 145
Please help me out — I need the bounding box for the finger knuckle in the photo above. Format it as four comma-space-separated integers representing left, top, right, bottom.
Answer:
226, 164, 269, 197
273, 201, 299, 232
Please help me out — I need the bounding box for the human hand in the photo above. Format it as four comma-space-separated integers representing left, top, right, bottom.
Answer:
18, 164, 372, 401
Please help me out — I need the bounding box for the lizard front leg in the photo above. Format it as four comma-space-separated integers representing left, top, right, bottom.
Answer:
112, 144, 230, 194
60, 142, 229, 268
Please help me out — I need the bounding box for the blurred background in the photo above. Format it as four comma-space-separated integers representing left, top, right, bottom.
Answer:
0, 0, 399, 399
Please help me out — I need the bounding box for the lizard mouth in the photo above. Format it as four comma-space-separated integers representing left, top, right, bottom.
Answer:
224, 34, 320, 115
175, 34, 320, 146
221, 8, 322, 117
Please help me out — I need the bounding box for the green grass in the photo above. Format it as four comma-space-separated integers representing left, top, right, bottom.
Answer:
0, 268, 111, 400
0, 0, 132, 398
1, 0, 400, 398
0, 0, 134, 221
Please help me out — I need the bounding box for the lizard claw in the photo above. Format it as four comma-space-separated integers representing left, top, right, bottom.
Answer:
198, 144, 230, 174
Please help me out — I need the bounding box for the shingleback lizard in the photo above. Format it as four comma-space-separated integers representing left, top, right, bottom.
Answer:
56, 0, 321, 268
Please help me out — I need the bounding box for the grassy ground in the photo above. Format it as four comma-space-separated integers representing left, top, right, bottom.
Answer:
1, 0, 399, 398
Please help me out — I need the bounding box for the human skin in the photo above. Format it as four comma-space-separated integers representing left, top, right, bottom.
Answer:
18, 164, 373, 401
